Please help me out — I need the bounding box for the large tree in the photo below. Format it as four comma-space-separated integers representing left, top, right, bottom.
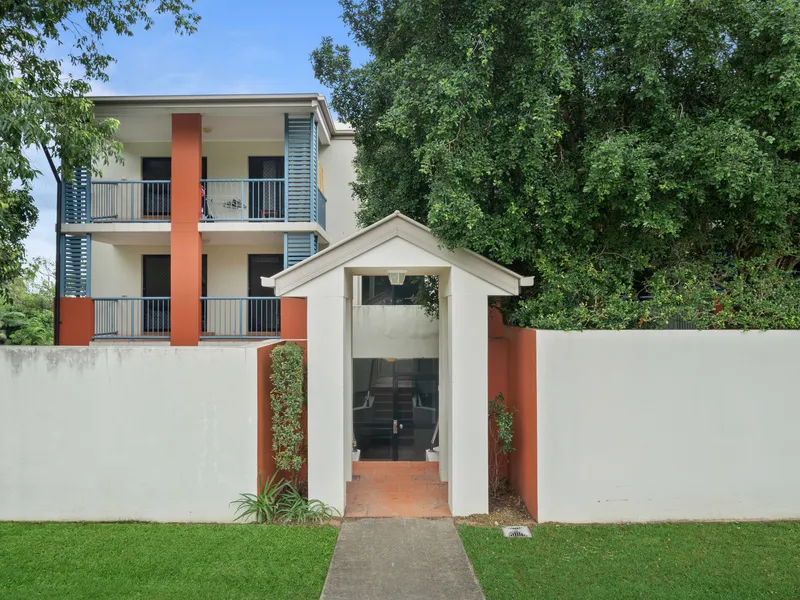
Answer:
0, 1, 199, 288
313, 0, 800, 329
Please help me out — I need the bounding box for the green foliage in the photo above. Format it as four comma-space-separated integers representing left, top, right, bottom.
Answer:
0, 1, 199, 288
231, 473, 288, 524
0, 258, 54, 344
488, 392, 515, 493
270, 343, 306, 482
489, 393, 514, 454
231, 473, 338, 525
314, 1, 800, 330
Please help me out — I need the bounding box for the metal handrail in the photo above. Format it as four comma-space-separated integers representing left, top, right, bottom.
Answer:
201, 178, 285, 222
200, 296, 281, 340
91, 180, 171, 222
93, 297, 171, 339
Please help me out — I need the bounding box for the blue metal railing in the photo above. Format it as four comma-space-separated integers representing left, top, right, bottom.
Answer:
200, 297, 281, 340
201, 179, 285, 221
91, 181, 171, 222
94, 297, 171, 339
317, 189, 327, 230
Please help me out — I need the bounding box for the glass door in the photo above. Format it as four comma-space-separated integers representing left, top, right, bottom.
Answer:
353, 358, 439, 461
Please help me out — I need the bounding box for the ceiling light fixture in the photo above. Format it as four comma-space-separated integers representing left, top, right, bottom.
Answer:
387, 270, 407, 286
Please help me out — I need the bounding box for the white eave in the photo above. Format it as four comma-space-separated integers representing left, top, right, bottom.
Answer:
90, 93, 355, 140
269, 211, 531, 296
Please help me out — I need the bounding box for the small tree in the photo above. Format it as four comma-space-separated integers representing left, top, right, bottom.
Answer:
270, 343, 306, 488
488, 393, 515, 495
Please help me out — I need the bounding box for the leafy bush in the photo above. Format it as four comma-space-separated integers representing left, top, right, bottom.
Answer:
488, 393, 515, 494
231, 474, 338, 525
270, 343, 306, 485
314, 2, 800, 331
0, 258, 54, 345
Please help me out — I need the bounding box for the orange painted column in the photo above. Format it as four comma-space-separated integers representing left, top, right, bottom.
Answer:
58, 297, 94, 345
505, 326, 538, 521
170, 114, 203, 346
280, 298, 307, 339
257, 344, 277, 489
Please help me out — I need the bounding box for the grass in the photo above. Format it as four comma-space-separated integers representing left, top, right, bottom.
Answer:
459, 521, 800, 600
0, 522, 338, 600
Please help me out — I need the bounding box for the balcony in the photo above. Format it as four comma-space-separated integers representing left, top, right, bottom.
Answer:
201, 179, 285, 221
91, 181, 172, 222
93, 297, 280, 341
86, 179, 289, 223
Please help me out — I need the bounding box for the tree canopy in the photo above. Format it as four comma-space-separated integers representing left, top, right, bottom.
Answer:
313, 0, 800, 329
0, 1, 199, 288
0, 257, 54, 344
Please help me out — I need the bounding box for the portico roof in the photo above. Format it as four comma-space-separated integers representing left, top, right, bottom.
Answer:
265, 212, 532, 296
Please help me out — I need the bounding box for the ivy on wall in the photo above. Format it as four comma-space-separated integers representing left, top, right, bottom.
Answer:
270, 343, 306, 485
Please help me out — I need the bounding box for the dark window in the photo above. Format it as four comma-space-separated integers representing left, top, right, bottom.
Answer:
142, 255, 207, 333
361, 276, 423, 305
248, 254, 283, 334
142, 157, 207, 217
248, 156, 284, 219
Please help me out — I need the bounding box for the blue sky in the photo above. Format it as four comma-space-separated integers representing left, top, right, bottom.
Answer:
25, 0, 367, 261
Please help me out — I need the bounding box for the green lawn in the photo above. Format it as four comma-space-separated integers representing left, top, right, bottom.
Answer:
459, 521, 800, 600
0, 522, 338, 600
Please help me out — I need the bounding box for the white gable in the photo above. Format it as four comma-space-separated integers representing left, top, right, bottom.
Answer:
270, 212, 528, 296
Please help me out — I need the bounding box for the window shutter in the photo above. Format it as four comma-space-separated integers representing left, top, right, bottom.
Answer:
60, 234, 91, 297
62, 167, 91, 223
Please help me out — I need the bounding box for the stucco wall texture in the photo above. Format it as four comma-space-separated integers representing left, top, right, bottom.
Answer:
489, 324, 800, 524
0, 344, 265, 522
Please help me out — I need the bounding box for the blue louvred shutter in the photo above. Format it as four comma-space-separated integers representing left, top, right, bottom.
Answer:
60, 235, 91, 297
62, 167, 91, 223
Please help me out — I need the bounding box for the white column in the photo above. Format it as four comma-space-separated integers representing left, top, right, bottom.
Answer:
343, 295, 354, 483
306, 293, 347, 513
438, 295, 449, 482
447, 282, 489, 516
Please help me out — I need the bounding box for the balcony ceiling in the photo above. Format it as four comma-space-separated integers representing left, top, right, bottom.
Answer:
94, 103, 332, 144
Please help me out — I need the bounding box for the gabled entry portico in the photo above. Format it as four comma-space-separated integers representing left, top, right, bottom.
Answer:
266, 212, 529, 516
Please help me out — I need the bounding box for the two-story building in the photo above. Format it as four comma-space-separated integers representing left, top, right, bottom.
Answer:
57, 93, 356, 345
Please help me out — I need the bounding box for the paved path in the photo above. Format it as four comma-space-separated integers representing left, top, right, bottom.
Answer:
320, 518, 485, 600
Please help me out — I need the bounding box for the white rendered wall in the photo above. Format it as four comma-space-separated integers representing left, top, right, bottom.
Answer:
0, 345, 260, 522
95, 141, 285, 181
319, 138, 357, 243
352, 305, 438, 359
536, 330, 800, 523
91, 242, 283, 298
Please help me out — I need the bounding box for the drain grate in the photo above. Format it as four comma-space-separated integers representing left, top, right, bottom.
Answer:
502, 526, 532, 538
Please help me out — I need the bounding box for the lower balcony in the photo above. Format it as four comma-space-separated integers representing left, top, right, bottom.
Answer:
93, 297, 280, 341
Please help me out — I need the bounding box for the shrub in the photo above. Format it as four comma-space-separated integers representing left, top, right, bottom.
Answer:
488, 393, 515, 495
231, 474, 338, 525
270, 343, 306, 486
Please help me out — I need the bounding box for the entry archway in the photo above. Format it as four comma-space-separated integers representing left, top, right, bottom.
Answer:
267, 212, 529, 516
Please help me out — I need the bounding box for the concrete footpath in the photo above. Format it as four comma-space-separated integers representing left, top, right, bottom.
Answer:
320, 518, 485, 600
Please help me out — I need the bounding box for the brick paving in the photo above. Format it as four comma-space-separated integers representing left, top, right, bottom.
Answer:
345, 461, 451, 518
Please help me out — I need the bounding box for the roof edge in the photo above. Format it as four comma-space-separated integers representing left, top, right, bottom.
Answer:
89, 93, 355, 137
273, 211, 525, 295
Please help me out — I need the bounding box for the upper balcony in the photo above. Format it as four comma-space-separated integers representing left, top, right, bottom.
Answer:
61, 95, 350, 243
